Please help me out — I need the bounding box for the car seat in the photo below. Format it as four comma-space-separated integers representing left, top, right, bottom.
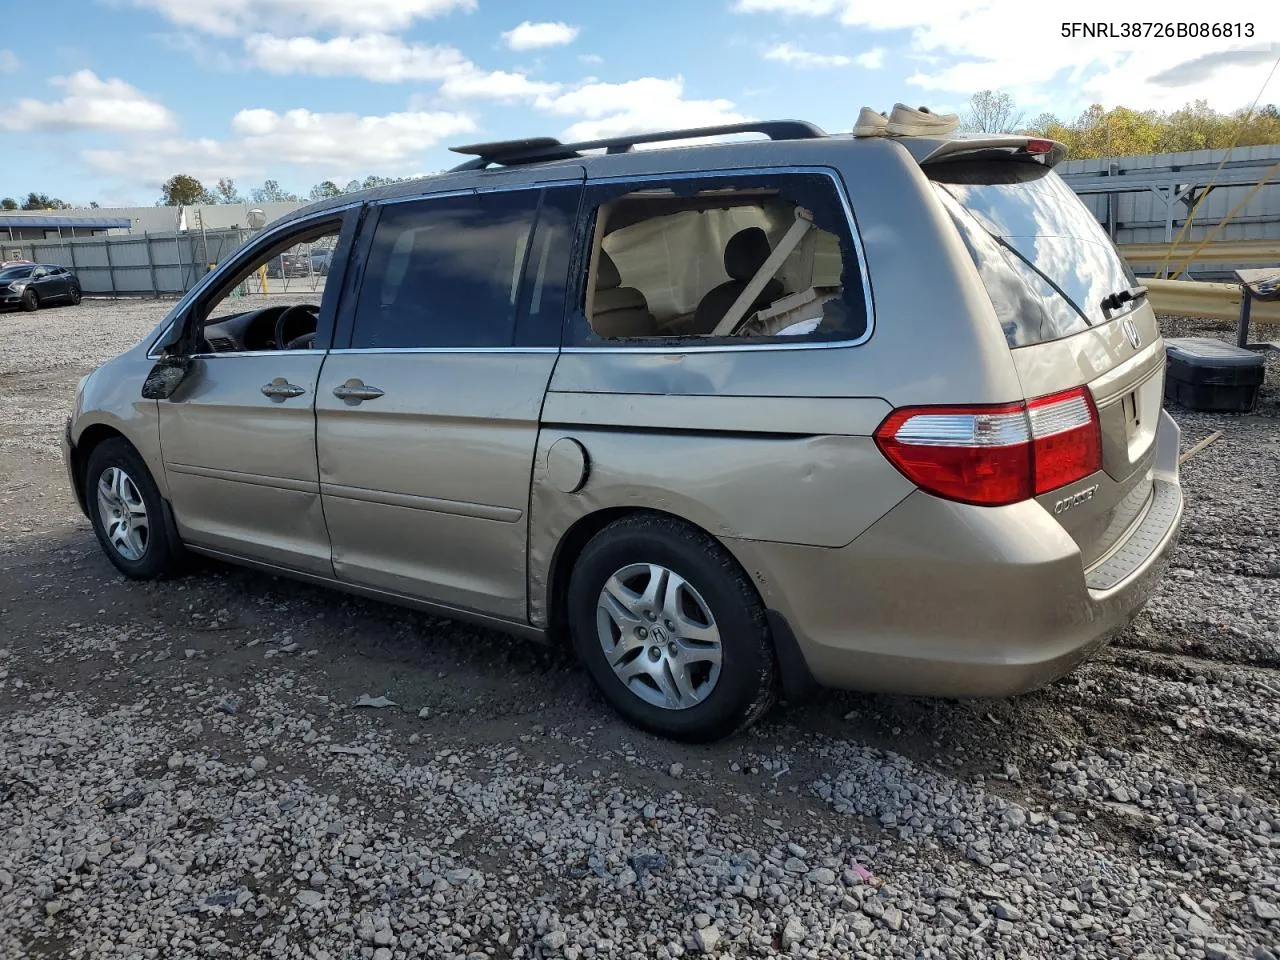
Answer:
591, 251, 659, 337
692, 226, 784, 334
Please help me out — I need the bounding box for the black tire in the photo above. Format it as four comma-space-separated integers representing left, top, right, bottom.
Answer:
567, 514, 777, 742
84, 438, 183, 580
68, 285, 82, 305
20, 288, 37, 312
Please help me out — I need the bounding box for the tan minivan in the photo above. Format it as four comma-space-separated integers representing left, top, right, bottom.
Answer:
65, 120, 1182, 740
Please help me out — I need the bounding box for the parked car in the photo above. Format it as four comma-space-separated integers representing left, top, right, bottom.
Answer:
265, 251, 311, 279
310, 248, 334, 275
1, 262, 82, 311
63, 119, 1182, 741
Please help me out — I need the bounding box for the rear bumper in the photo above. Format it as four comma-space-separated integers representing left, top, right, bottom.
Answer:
726, 410, 1183, 698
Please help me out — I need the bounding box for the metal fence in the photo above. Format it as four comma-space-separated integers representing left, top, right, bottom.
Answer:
1058, 144, 1280, 281
2, 227, 341, 299
1, 228, 254, 297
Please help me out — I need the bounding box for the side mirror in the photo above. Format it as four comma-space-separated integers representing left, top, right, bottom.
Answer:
141, 356, 191, 400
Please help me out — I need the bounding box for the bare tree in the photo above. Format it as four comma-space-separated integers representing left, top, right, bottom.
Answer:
214, 178, 243, 204
962, 90, 1025, 133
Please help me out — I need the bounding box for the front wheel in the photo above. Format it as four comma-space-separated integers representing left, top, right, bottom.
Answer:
84, 438, 183, 579
20, 288, 37, 312
567, 514, 778, 742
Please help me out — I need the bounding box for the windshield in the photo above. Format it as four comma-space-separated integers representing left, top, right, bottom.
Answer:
929, 160, 1138, 342
0, 266, 34, 280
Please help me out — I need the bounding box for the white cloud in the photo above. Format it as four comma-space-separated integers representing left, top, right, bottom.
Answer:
0, 49, 18, 74
243, 33, 559, 100
129, 0, 475, 36
764, 43, 851, 68
245, 33, 468, 82
735, 0, 1280, 113
83, 107, 475, 187
0, 70, 175, 133
439, 70, 559, 99
535, 77, 747, 142
578, 53, 604, 65
501, 20, 580, 51
855, 47, 884, 69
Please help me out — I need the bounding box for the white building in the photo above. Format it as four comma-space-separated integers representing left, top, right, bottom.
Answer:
0, 201, 306, 240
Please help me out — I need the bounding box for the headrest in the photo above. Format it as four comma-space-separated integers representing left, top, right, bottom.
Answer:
597, 250, 622, 289
724, 227, 773, 283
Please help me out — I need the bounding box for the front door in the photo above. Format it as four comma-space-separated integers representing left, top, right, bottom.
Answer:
316, 181, 580, 620
30, 265, 64, 301
158, 209, 358, 575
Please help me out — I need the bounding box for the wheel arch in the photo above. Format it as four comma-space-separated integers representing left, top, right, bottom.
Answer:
70, 423, 129, 513
72, 426, 183, 555
544, 506, 653, 647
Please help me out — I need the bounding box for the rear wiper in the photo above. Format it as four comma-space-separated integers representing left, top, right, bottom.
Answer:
1101, 285, 1148, 315
988, 233, 1092, 325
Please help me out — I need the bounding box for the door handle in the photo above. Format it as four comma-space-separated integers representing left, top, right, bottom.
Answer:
261, 378, 306, 401
332, 379, 385, 405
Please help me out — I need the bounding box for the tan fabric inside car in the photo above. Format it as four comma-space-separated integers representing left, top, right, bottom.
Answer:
601, 205, 844, 328
591, 251, 658, 337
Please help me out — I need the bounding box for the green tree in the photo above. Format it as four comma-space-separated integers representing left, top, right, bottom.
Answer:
160, 174, 209, 206
21, 192, 70, 210
0, 197, 16, 210
309, 180, 341, 200
342, 179, 362, 193
1024, 98, 1280, 160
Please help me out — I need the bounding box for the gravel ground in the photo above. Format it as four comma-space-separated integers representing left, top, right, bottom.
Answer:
1, 299, 1278, 960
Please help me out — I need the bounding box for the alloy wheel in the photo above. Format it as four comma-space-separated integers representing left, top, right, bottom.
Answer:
595, 562, 723, 710
96, 466, 149, 561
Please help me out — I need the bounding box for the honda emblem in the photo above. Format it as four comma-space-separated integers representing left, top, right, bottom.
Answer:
1121, 316, 1142, 350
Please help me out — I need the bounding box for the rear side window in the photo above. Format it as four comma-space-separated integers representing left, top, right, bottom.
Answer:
569, 170, 867, 346
930, 160, 1139, 347
352, 191, 538, 349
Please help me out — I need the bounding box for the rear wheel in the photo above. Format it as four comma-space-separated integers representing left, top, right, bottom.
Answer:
20, 288, 37, 312
567, 514, 777, 742
68, 285, 82, 305
84, 438, 182, 579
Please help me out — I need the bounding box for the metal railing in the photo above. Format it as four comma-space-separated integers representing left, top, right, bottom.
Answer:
1146, 277, 1280, 323
1119, 238, 1280, 266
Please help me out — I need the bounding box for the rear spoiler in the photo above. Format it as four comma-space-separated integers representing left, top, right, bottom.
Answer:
904, 135, 1069, 169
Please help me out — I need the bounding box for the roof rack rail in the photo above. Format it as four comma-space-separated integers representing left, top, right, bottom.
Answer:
448, 120, 827, 171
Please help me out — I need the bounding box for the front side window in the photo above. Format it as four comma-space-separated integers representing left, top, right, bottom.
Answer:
574, 171, 866, 345
351, 191, 539, 350
197, 220, 342, 353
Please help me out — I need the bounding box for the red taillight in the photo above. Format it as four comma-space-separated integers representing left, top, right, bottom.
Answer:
1026, 387, 1102, 494
874, 387, 1101, 507
1024, 138, 1054, 155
